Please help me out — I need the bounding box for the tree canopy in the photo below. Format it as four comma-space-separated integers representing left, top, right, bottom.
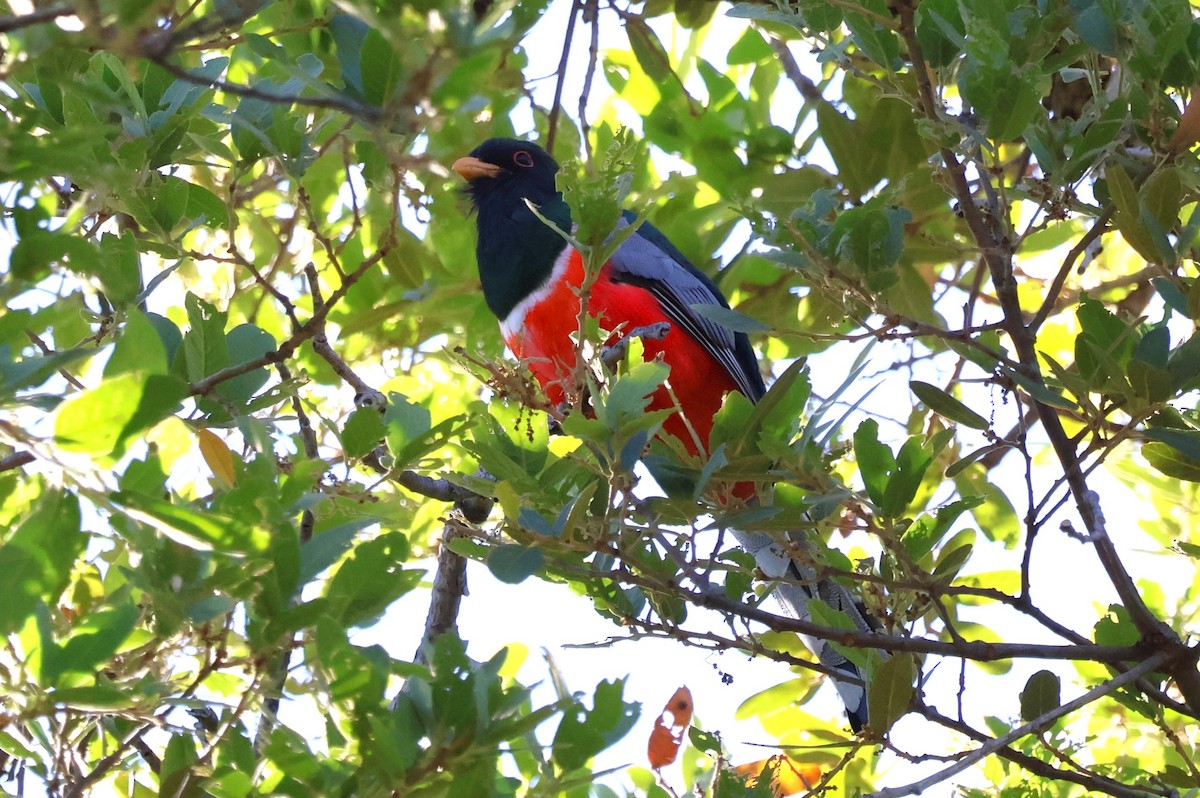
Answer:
1, 0, 1199, 796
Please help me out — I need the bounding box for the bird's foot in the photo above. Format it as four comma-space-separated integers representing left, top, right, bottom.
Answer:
600, 321, 672, 371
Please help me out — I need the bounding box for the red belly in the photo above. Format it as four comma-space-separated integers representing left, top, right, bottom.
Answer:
502, 249, 739, 457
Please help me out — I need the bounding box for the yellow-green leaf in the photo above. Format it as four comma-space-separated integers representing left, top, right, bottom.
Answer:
868, 653, 914, 733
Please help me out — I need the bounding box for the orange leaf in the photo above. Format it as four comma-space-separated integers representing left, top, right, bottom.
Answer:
197, 428, 236, 488
733, 755, 823, 797
647, 686, 692, 770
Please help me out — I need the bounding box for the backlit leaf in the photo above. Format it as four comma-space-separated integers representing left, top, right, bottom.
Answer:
867, 653, 914, 733
647, 686, 692, 769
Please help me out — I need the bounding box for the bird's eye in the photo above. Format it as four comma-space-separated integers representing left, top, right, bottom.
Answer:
513, 150, 535, 168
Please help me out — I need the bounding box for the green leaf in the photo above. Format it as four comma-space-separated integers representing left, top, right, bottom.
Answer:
915, 0, 965, 68
180, 293, 230, 382
1107, 165, 1179, 262
852, 421, 931, 518
205, 769, 254, 798
106, 311, 168, 378
932, 542, 973, 581
625, 15, 675, 82
1133, 325, 1171, 369
360, 29, 404, 105
48, 685, 134, 710
1019, 670, 1061, 723
114, 491, 270, 553
844, 6, 900, 68
487, 544, 544, 584
945, 445, 993, 478
867, 653, 914, 733
217, 324, 275, 403
551, 679, 639, 772
43, 600, 139, 684
853, 419, 894, 509
1071, 2, 1119, 53
687, 303, 769, 334
831, 200, 910, 290
910, 381, 989, 430
1127, 360, 1173, 403
750, 358, 811, 446
95, 232, 142, 303
957, 56, 1046, 141
55, 372, 185, 458
881, 437, 934, 518
324, 532, 422, 627
384, 392, 433, 468
330, 14, 368, 98
9, 225, 101, 284
902, 498, 984, 562
1005, 368, 1078, 410
1168, 330, 1200, 390
342, 407, 386, 458
1144, 428, 1200, 462
709, 389, 756, 454
1145, 440, 1200, 481
601, 360, 669, 423
727, 27, 773, 64
1094, 604, 1140, 647
0, 346, 92, 398
146, 312, 184, 365
160, 734, 198, 798
0, 490, 85, 635
298, 521, 370, 584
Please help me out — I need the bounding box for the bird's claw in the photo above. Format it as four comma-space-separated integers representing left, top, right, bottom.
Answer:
600, 321, 672, 371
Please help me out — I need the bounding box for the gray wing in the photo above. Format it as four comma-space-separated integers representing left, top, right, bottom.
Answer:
607, 224, 763, 400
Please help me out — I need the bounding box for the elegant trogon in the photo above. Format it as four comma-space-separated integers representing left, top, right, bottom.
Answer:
454, 137, 876, 731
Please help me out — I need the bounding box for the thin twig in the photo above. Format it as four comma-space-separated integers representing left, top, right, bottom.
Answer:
892, 0, 1200, 714
0, 5, 73, 32
277, 361, 318, 543
768, 36, 824, 102
187, 246, 387, 397
0, 451, 34, 473
1028, 212, 1112, 331
578, 0, 600, 162
24, 332, 85, 390
869, 651, 1173, 798
918, 702, 1173, 798
545, 0, 581, 154
587, 563, 1147, 664
148, 56, 383, 122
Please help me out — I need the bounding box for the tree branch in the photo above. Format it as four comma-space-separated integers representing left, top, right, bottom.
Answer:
916, 702, 1172, 798
0, 451, 35, 473
413, 520, 471, 665
0, 5, 73, 32
545, 0, 581, 155
891, 1, 1200, 714
187, 247, 386, 397
147, 55, 383, 122
557, 556, 1148, 666
872, 650, 1173, 798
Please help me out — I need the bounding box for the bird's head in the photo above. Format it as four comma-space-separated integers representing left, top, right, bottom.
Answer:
453, 138, 573, 320
452, 138, 561, 211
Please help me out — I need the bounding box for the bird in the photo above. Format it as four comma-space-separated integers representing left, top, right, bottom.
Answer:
453, 137, 877, 731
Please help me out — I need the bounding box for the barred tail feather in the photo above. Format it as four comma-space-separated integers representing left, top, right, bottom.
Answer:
730, 529, 876, 732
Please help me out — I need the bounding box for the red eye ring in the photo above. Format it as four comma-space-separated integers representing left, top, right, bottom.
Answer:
513, 150, 534, 168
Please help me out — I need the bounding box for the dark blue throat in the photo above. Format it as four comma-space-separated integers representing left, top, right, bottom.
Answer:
474, 189, 573, 321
